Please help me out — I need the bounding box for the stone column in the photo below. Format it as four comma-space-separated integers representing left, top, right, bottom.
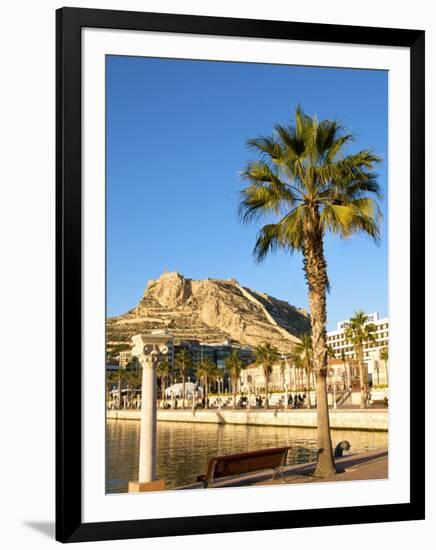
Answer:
138, 349, 158, 482
128, 333, 172, 493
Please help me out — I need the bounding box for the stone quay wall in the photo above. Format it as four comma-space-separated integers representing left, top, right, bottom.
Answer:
107, 408, 388, 431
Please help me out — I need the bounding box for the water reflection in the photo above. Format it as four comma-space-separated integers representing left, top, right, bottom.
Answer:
106, 420, 388, 493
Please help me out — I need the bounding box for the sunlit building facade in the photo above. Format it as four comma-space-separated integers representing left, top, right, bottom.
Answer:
326, 312, 389, 386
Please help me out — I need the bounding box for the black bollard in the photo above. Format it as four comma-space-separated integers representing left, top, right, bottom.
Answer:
334, 440, 351, 457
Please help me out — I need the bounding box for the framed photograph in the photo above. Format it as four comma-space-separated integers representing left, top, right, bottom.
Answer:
56, 7, 425, 543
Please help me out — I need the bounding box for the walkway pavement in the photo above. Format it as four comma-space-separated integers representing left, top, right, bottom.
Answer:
177, 449, 388, 490
257, 452, 388, 486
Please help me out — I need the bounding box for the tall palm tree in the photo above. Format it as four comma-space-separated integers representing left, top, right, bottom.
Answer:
254, 342, 280, 409
175, 349, 192, 409
225, 349, 245, 409
292, 333, 313, 409
380, 347, 389, 386
344, 310, 377, 408
239, 105, 381, 477
197, 359, 219, 409
157, 360, 170, 408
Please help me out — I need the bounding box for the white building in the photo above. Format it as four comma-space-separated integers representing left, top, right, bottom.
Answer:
326, 312, 389, 387
240, 358, 311, 394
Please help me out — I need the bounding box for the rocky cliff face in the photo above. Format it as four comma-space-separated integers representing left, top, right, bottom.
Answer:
107, 272, 311, 352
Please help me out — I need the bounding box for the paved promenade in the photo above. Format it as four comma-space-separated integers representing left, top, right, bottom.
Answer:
258, 451, 388, 486
177, 450, 388, 490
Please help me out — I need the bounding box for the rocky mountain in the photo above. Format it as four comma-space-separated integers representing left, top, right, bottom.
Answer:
107, 272, 311, 353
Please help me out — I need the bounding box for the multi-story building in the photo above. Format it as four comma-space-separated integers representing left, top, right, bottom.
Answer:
173, 339, 254, 385
326, 312, 389, 386
118, 350, 138, 370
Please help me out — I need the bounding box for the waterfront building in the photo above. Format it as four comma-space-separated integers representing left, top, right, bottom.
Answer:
118, 350, 138, 370
106, 362, 119, 372
240, 357, 307, 393
239, 352, 383, 397
326, 312, 389, 386
173, 339, 254, 387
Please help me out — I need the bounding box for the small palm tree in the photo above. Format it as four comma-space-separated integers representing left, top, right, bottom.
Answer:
175, 349, 192, 409
345, 310, 377, 408
379, 347, 389, 386
106, 370, 118, 405
225, 349, 245, 409
115, 367, 128, 408
340, 349, 349, 389
197, 359, 219, 409
157, 360, 170, 408
279, 359, 286, 392
239, 105, 381, 476
292, 333, 313, 408
254, 342, 280, 408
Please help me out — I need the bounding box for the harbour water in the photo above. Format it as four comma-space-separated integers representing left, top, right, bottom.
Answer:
106, 419, 388, 493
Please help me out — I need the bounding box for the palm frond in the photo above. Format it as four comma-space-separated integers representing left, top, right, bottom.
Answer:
239, 105, 383, 262
246, 135, 283, 161
253, 223, 283, 262
320, 199, 381, 241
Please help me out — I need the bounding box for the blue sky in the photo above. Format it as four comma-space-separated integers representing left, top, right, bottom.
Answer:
106, 56, 388, 331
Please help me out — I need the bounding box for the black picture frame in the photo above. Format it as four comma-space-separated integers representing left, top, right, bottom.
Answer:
56, 6, 425, 543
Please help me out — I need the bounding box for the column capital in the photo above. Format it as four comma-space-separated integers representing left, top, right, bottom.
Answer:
131, 333, 172, 369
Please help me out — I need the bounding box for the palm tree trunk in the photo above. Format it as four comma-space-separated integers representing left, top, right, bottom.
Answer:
357, 345, 366, 409
204, 375, 209, 409
306, 368, 311, 409
264, 371, 269, 409
384, 359, 389, 387
232, 376, 237, 409
182, 375, 186, 409
161, 378, 166, 409
304, 211, 336, 477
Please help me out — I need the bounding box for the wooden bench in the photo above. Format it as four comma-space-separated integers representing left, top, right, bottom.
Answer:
196, 446, 291, 488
